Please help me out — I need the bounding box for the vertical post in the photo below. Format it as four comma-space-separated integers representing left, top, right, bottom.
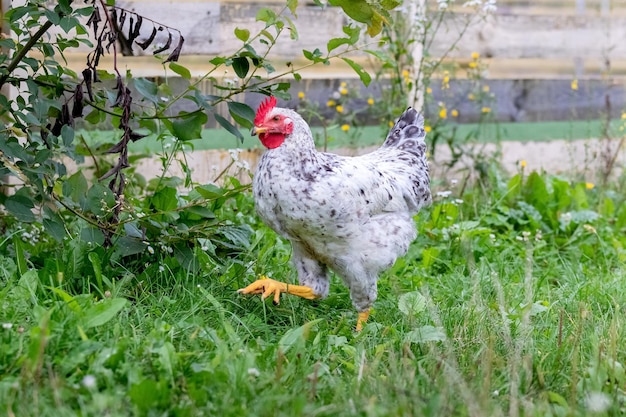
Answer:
407, 0, 426, 111
600, 0, 609, 16
575, 0, 585, 14
573, 0, 585, 79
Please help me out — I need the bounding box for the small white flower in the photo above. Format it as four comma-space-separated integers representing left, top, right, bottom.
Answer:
158, 265, 165, 273
489, 233, 496, 240
247, 368, 261, 377
436, 190, 452, 198
2, 323, 13, 329
454, 199, 464, 204
332, 91, 341, 100
147, 245, 154, 255
82, 375, 97, 388
197, 284, 201, 288
450, 179, 458, 185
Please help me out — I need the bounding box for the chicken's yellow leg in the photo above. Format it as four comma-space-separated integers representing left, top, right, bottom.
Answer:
355, 310, 370, 332
237, 276, 318, 304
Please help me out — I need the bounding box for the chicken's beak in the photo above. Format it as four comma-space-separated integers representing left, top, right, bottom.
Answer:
251, 126, 268, 136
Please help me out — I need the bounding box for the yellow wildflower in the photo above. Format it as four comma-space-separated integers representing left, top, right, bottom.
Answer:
520, 160, 527, 168
426, 87, 432, 94
482, 85, 490, 93
336, 105, 344, 113
571, 79, 578, 91
451, 109, 459, 117
327, 100, 336, 107
367, 98, 374, 106
341, 124, 350, 132
340, 87, 348, 95
442, 76, 450, 90
585, 182, 594, 190
471, 52, 480, 60
439, 107, 447, 119
297, 91, 305, 99
468, 61, 477, 69
402, 69, 410, 78
481, 107, 491, 113
388, 121, 395, 128
621, 112, 626, 120
340, 81, 347, 88
425, 125, 432, 133
468, 93, 475, 101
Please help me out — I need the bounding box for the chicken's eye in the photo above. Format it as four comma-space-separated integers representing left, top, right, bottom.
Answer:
273, 116, 280, 121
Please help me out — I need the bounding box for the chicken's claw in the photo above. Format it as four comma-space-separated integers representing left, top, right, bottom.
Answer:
237, 277, 317, 304
355, 310, 370, 332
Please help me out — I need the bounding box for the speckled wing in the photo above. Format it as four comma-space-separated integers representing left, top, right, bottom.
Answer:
327, 107, 431, 219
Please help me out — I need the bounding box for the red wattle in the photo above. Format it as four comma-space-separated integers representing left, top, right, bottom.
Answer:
259, 133, 285, 149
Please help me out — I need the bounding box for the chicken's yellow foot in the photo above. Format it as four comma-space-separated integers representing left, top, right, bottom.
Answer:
237, 277, 317, 305
355, 310, 370, 331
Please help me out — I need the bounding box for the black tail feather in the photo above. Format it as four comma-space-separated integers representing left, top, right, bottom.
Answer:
381, 107, 426, 156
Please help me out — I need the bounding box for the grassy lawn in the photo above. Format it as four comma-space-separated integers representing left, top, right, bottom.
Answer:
79, 118, 623, 154
1, 167, 626, 416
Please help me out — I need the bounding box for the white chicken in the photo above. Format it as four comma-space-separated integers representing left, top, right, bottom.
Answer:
238, 96, 431, 330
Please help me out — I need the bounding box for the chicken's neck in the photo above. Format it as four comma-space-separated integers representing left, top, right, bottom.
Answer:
263, 121, 329, 179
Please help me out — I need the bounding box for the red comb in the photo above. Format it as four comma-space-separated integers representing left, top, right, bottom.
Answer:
255, 96, 277, 125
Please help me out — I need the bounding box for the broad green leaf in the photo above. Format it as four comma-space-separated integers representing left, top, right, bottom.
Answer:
214, 113, 244, 142
63, 171, 88, 203
61, 124, 74, 146
18, 270, 39, 298
256, 8, 277, 23
227, 101, 255, 129
327, 25, 360, 53
284, 15, 299, 40
194, 184, 226, 199
327, 37, 350, 53
398, 291, 426, 316
524, 172, 549, 208
341, 57, 371, 86
287, 0, 298, 15
88, 251, 104, 292
234, 27, 250, 42
82, 297, 128, 329
168, 62, 191, 79
112, 236, 148, 259
421, 247, 440, 269
172, 111, 208, 141
278, 319, 322, 354
84, 183, 115, 216
80, 227, 105, 245
43, 206, 66, 242
232, 56, 250, 79
133, 77, 159, 104
151, 186, 178, 212
50, 287, 82, 312
156, 342, 177, 379
184, 206, 216, 219
329, 0, 373, 23
404, 326, 447, 343
5, 194, 35, 223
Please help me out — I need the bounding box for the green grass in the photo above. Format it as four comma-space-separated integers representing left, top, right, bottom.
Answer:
2, 170, 626, 416
79, 118, 623, 154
